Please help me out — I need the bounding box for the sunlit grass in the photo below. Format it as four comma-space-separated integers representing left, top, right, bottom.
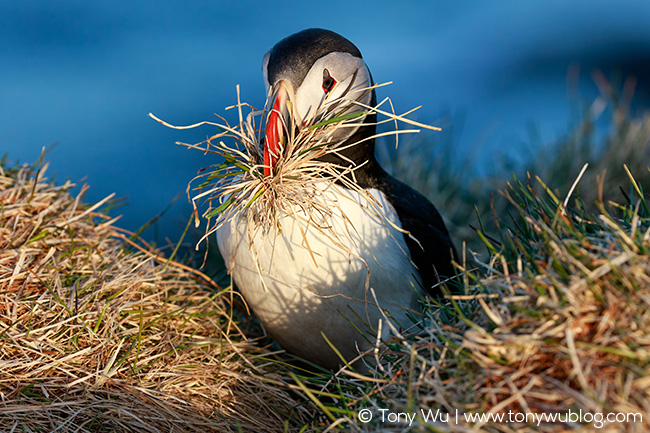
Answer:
149, 82, 440, 270
3, 75, 649, 432
0, 157, 316, 432
287, 166, 650, 432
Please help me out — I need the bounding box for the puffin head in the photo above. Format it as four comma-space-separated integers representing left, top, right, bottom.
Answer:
262, 28, 377, 177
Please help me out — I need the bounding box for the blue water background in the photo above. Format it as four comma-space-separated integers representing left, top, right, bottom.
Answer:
1, 1, 649, 243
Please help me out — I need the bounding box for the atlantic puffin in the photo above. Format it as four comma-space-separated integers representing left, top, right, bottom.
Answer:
217, 28, 457, 371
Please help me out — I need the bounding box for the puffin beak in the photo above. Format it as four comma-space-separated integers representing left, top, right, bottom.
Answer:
264, 80, 293, 177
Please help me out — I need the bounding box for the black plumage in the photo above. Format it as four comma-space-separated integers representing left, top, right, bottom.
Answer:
218, 29, 458, 370
267, 28, 458, 295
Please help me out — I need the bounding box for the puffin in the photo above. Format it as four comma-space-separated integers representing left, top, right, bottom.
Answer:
217, 28, 457, 371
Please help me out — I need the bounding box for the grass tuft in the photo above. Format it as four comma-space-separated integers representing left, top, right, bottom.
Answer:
150, 82, 440, 264
0, 160, 317, 432
277, 167, 650, 432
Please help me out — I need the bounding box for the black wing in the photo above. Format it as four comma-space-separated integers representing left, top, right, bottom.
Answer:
369, 168, 459, 297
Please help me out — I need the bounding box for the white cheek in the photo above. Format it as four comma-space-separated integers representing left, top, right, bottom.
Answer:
295, 81, 324, 121
295, 71, 372, 122
329, 73, 372, 107
294, 53, 372, 122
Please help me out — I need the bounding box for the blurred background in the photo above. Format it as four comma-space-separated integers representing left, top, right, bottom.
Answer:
2, 0, 650, 247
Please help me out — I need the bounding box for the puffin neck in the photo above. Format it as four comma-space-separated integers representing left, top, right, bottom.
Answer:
314, 111, 382, 188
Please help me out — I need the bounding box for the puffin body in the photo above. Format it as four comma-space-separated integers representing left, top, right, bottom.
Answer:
218, 186, 420, 368
217, 29, 456, 370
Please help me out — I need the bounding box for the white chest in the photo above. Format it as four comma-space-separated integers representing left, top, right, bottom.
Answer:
216, 185, 421, 369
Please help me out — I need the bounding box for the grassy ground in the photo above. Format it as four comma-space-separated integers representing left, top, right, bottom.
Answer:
293, 167, 650, 432
0, 158, 316, 432
2, 83, 649, 432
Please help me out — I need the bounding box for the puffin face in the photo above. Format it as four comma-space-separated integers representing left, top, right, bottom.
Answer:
262, 29, 375, 176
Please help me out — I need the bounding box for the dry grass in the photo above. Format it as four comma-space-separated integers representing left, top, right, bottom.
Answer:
282, 167, 650, 432
150, 82, 439, 260
5, 76, 649, 432
0, 158, 316, 432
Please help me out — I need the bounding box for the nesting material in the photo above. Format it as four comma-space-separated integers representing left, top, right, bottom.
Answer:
0, 161, 314, 432
150, 82, 440, 256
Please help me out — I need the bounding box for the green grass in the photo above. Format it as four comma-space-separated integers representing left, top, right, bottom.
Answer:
270, 79, 650, 432
3, 77, 649, 432
287, 169, 648, 431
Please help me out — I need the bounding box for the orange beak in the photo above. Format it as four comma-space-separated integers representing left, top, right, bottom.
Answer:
263, 80, 291, 177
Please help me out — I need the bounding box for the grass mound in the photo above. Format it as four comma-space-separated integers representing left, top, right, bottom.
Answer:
0, 159, 314, 432
142, 80, 649, 432
4, 77, 649, 432
280, 168, 650, 432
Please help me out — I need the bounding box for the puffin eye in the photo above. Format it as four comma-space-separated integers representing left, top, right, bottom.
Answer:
322, 68, 336, 93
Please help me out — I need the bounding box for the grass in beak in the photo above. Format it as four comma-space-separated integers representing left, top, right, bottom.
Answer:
149, 82, 442, 267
